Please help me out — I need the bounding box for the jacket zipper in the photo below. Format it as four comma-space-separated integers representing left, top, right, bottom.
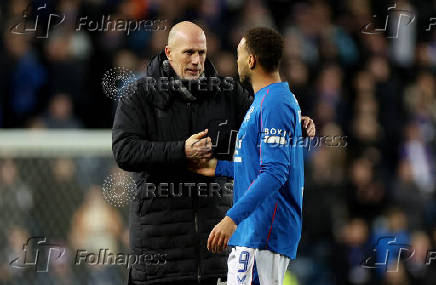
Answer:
186, 102, 192, 131
195, 211, 201, 283
187, 101, 200, 283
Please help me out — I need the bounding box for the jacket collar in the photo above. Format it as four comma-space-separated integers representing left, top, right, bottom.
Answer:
140, 50, 218, 110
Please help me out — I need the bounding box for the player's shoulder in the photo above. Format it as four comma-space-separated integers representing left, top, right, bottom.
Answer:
263, 83, 298, 110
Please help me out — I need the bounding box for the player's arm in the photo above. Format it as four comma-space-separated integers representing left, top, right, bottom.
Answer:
215, 160, 234, 178
226, 96, 294, 225
207, 95, 295, 253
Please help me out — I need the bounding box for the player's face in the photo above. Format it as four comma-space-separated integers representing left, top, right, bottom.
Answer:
168, 34, 207, 80
237, 38, 250, 82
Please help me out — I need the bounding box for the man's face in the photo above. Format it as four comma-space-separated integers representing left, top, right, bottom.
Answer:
237, 38, 251, 83
166, 33, 207, 80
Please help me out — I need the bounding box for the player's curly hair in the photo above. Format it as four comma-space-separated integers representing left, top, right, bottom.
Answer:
243, 27, 284, 73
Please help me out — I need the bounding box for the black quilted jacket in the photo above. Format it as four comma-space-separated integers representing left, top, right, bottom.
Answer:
112, 50, 252, 284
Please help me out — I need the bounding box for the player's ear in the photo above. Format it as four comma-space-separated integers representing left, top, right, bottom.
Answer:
248, 54, 256, 70
165, 46, 172, 60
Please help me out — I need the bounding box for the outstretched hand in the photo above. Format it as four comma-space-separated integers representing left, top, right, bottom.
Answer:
207, 216, 237, 253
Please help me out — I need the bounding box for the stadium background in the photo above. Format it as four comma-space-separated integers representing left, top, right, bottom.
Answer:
1, 0, 436, 284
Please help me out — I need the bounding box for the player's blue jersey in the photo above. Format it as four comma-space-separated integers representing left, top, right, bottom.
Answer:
215, 82, 304, 259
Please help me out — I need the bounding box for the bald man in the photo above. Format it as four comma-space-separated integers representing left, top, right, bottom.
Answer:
113, 21, 315, 285
166, 21, 206, 80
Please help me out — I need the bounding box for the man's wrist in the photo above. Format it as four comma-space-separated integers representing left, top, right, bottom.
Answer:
224, 216, 236, 225
178, 140, 189, 162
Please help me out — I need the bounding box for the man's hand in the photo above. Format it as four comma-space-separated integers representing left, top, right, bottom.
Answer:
191, 158, 217, 177
185, 129, 212, 160
302, 116, 316, 138
207, 216, 237, 254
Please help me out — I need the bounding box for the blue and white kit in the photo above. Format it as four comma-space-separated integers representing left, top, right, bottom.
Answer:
215, 82, 304, 284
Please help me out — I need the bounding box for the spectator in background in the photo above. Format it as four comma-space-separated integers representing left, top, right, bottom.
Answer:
214, 51, 237, 77
401, 122, 435, 194
70, 185, 123, 285
333, 218, 371, 285
48, 158, 82, 239
347, 156, 386, 221
0, 226, 32, 285
3, 31, 47, 126
383, 263, 410, 285
404, 71, 436, 143
0, 159, 33, 231
371, 208, 410, 277
314, 64, 347, 131
43, 93, 83, 128
393, 159, 426, 231
405, 231, 432, 284
424, 226, 436, 282
36, 245, 80, 285
44, 30, 91, 106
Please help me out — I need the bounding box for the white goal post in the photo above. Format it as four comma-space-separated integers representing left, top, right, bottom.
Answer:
0, 130, 112, 157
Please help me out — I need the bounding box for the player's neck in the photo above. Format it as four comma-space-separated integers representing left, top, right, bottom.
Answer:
251, 71, 281, 94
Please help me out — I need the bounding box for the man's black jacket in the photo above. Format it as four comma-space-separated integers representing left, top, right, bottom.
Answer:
112, 51, 252, 284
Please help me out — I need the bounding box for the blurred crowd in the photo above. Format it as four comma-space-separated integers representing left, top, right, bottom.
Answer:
1, 0, 436, 284
0, 157, 129, 285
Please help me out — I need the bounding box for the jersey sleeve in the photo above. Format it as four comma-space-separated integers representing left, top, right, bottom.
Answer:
226, 93, 295, 224
215, 160, 234, 178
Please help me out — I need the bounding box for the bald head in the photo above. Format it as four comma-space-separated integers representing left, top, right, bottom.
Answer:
165, 21, 207, 79
168, 21, 205, 47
